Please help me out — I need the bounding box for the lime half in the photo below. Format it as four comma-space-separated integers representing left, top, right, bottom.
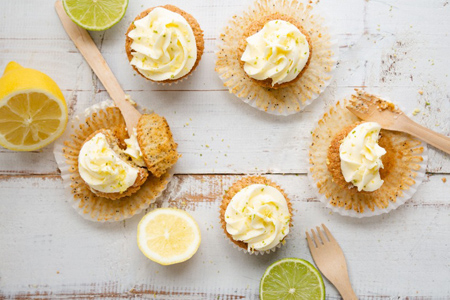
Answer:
63, 0, 128, 31
260, 258, 325, 300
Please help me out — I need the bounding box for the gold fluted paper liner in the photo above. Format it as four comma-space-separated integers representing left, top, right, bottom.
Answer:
219, 176, 293, 255
215, 0, 338, 115
308, 92, 428, 217
54, 101, 172, 222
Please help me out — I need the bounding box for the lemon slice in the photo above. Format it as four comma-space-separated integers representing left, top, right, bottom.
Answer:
63, 0, 129, 31
137, 208, 201, 265
0, 62, 68, 151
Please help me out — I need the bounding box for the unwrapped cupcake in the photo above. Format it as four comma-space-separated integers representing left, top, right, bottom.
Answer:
220, 176, 292, 254
54, 102, 176, 222
308, 90, 427, 217
216, 0, 337, 115
125, 5, 204, 84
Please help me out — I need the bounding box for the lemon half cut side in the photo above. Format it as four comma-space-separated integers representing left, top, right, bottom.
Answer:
137, 208, 201, 266
0, 62, 68, 151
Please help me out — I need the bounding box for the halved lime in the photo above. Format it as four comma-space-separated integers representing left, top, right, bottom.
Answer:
63, 0, 129, 31
260, 258, 325, 300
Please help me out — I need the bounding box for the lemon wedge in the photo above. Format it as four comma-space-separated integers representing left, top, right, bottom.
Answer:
137, 208, 201, 265
0, 62, 68, 151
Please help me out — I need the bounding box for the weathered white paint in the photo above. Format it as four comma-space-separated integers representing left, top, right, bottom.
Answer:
0, 0, 449, 175
0, 0, 449, 298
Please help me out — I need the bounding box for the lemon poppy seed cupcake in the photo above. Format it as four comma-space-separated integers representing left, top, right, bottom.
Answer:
239, 14, 312, 89
125, 5, 204, 84
54, 102, 173, 222
78, 128, 149, 200
220, 176, 292, 254
216, 0, 338, 115
308, 90, 427, 217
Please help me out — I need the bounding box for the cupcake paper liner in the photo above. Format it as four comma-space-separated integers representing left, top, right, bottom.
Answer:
53, 101, 172, 222
219, 176, 293, 255
308, 93, 428, 218
215, 0, 338, 115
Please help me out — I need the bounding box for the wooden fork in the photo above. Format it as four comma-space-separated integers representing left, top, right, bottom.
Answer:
346, 90, 450, 155
306, 224, 358, 300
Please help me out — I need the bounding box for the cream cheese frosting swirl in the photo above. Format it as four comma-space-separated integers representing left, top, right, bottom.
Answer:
224, 184, 290, 252
124, 128, 146, 167
128, 7, 197, 81
339, 122, 386, 192
241, 20, 310, 86
78, 133, 139, 194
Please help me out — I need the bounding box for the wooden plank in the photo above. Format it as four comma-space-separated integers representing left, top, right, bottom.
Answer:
0, 174, 449, 298
0, 88, 447, 175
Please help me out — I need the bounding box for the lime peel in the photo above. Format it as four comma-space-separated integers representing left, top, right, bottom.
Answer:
260, 258, 325, 300
63, 0, 129, 31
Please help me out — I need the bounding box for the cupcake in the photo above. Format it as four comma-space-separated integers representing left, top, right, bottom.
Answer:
308, 90, 427, 216
78, 128, 149, 200
239, 14, 312, 89
125, 5, 204, 84
216, 0, 337, 115
54, 102, 173, 222
220, 176, 292, 254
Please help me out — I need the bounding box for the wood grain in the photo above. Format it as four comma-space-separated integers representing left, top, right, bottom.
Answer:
0, 174, 449, 299
0, 0, 450, 299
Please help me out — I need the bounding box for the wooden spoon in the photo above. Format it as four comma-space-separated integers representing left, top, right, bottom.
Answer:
347, 90, 450, 155
54, 0, 141, 135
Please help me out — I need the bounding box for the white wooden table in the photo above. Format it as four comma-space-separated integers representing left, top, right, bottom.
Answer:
1, 0, 449, 299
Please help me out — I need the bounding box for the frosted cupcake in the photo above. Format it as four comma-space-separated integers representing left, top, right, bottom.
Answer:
54, 102, 173, 222
220, 176, 292, 254
125, 5, 204, 84
216, 0, 337, 115
239, 15, 312, 89
309, 91, 427, 216
78, 128, 149, 200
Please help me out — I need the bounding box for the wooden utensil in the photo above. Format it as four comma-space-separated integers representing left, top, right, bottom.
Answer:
346, 91, 450, 155
306, 224, 358, 300
54, 0, 141, 135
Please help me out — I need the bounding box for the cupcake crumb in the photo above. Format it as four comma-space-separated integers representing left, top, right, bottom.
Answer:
442, 177, 447, 183
418, 90, 423, 95
412, 108, 421, 116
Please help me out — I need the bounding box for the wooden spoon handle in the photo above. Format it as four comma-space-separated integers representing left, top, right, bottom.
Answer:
400, 115, 450, 155
54, 0, 141, 134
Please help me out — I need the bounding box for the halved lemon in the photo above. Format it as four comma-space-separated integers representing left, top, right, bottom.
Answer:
0, 62, 68, 151
137, 208, 201, 266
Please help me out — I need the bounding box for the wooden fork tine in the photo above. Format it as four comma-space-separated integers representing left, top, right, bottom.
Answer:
322, 224, 336, 242
311, 229, 321, 247
305, 231, 316, 249
345, 105, 363, 118
316, 226, 327, 243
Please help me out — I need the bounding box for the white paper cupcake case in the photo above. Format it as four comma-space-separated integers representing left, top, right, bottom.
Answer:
53, 100, 173, 222
215, 0, 339, 116
308, 95, 428, 218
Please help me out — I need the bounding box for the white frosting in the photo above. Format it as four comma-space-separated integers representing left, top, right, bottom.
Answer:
224, 184, 290, 252
124, 128, 146, 167
128, 7, 197, 81
78, 133, 139, 194
339, 122, 386, 192
241, 20, 310, 86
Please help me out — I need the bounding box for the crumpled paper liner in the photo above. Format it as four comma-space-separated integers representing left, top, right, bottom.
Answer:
219, 176, 293, 255
308, 97, 428, 218
53, 101, 172, 222
215, 0, 338, 115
